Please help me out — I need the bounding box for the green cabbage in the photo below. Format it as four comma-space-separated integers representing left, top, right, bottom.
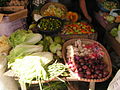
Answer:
31, 52, 53, 66
9, 29, 42, 47
8, 44, 43, 65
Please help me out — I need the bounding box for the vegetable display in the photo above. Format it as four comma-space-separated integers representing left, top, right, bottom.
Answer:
105, 15, 115, 23
66, 39, 109, 79
2, 1, 113, 88
6, 29, 68, 90
101, 1, 118, 11
110, 24, 120, 37
62, 22, 95, 34
37, 17, 62, 33
43, 4, 66, 19
38, 35, 64, 59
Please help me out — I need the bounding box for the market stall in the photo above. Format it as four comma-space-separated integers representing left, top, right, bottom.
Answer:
0, 1, 113, 90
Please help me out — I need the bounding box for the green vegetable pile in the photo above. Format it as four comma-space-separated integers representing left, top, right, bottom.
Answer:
38, 17, 62, 31
110, 24, 120, 37
7, 29, 67, 90
102, 1, 118, 11
43, 4, 66, 19
38, 35, 64, 59
105, 15, 115, 23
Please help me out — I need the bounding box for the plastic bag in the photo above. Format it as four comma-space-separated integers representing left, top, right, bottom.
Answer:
107, 70, 120, 90
0, 53, 18, 90
0, 17, 26, 37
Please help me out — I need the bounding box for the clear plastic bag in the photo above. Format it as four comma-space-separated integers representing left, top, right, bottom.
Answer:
0, 17, 26, 36
107, 70, 120, 90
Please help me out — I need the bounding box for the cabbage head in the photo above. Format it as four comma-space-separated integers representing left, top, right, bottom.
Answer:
9, 29, 42, 47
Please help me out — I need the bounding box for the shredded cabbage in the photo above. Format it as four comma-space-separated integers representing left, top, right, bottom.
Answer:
11, 56, 48, 83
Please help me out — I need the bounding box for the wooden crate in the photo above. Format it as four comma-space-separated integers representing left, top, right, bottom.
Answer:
0, 9, 28, 22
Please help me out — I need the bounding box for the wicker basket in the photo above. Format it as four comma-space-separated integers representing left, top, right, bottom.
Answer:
62, 39, 112, 82
59, 32, 98, 41
40, 2, 67, 19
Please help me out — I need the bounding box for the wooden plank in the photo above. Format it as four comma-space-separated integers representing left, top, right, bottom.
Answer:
6, 9, 28, 21
1, 6, 24, 12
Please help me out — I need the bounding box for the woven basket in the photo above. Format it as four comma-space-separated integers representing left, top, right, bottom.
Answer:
59, 32, 98, 41
62, 39, 112, 82
40, 2, 67, 19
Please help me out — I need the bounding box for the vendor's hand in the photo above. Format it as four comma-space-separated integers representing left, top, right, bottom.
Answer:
86, 16, 92, 23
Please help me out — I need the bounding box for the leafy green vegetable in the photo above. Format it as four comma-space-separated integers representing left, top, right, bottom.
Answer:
110, 28, 118, 37
54, 36, 62, 44
44, 36, 53, 44
49, 42, 62, 53
30, 52, 53, 66
8, 44, 43, 65
38, 36, 53, 51
9, 29, 42, 47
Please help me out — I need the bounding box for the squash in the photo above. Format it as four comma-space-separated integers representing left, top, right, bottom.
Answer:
66, 11, 78, 22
